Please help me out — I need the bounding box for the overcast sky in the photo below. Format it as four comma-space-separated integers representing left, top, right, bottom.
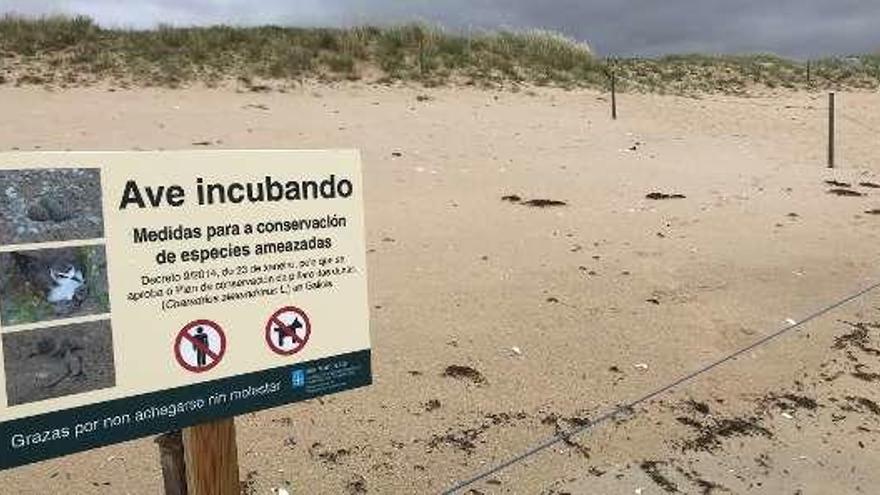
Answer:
2, 1, 878, 58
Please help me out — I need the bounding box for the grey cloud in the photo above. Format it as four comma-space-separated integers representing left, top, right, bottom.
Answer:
1, 0, 878, 57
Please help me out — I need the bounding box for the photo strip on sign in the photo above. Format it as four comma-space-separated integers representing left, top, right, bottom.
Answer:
0, 150, 371, 470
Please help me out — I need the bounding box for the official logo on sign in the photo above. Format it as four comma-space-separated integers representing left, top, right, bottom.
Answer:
291, 369, 306, 388
174, 319, 226, 372
265, 306, 311, 355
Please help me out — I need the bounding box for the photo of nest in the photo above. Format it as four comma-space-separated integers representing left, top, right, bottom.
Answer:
0, 168, 104, 245
2, 319, 115, 406
0, 245, 110, 326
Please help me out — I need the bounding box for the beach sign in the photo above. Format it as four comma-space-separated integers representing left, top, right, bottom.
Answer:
0, 150, 371, 472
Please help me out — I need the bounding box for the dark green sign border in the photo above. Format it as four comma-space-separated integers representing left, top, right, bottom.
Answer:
0, 349, 371, 470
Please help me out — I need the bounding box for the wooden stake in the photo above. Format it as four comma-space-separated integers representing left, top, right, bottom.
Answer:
611, 71, 617, 120
418, 37, 424, 76
417, 28, 426, 77
806, 60, 811, 86
828, 91, 835, 168
182, 418, 240, 495
156, 431, 188, 495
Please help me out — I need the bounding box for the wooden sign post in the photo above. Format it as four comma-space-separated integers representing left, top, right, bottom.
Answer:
156, 431, 188, 495
156, 419, 240, 495
183, 418, 240, 495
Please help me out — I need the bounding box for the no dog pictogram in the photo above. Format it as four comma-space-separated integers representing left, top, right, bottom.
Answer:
265, 306, 311, 355
175, 319, 226, 372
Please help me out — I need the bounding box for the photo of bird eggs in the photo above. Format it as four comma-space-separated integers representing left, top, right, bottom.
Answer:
0, 167, 104, 246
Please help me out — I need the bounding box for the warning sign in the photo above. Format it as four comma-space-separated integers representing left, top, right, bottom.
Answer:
265, 306, 312, 355
0, 150, 371, 471
175, 320, 226, 372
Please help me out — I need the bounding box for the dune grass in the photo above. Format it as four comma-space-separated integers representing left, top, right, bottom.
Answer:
1, 15, 878, 93
611, 53, 880, 94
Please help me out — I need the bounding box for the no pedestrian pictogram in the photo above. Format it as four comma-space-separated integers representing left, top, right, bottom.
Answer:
265, 306, 311, 355
175, 319, 226, 372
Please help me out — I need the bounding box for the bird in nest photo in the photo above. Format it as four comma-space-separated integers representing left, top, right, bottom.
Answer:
12, 249, 89, 316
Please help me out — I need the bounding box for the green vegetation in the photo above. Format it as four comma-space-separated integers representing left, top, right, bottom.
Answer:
2, 290, 54, 326
1, 15, 878, 94
612, 53, 880, 94
78, 246, 110, 316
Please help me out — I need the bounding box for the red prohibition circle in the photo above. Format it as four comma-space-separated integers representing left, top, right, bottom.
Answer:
174, 319, 226, 373
265, 306, 312, 356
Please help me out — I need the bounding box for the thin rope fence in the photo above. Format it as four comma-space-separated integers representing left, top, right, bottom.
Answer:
839, 111, 880, 134
442, 279, 880, 494
606, 74, 875, 169
608, 72, 832, 111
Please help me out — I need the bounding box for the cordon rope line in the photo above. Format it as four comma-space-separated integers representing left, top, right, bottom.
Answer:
442, 279, 880, 494
839, 112, 880, 134
606, 79, 827, 112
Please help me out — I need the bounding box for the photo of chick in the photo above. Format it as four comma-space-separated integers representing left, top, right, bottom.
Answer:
2, 319, 115, 406
0, 245, 110, 326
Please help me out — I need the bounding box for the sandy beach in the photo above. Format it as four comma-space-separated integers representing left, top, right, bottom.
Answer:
1, 83, 879, 494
